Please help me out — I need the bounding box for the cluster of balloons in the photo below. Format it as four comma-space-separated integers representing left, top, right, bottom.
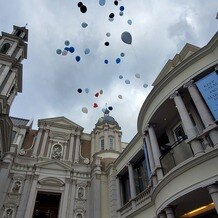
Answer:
78, 2, 87, 13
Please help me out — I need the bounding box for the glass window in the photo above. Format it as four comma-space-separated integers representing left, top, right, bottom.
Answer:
99, 138, 104, 150
120, 172, 131, 205
173, 123, 186, 141
109, 136, 114, 149
0, 43, 10, 54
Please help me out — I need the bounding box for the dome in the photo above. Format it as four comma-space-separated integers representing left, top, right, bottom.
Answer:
95, 115, 120, 129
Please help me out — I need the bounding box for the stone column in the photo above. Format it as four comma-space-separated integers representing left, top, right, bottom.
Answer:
60, 178, 70, 218
147, 125, 163, 180
68, 134, 75, 162
127, 163, 136, 198
39, 129, 49, 157
74, 134, 80, 163
170, 91, 204, 155
207, 184, 218, 213
68, 179, 76, 218
159, 212, 166, 218
32, 127, 43, 157
24, 175, 38, 218
116, 176, 122, 209
1, 71, 15, 95
16, 175, 32, 218
184, 81, 218, 146
165, 207, 175, 218
0, 66, 10, 86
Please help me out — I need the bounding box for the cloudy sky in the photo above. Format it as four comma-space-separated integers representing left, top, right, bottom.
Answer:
0, 0, 217, 142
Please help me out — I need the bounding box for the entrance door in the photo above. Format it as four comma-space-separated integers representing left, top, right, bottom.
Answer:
33, 192, 61, 218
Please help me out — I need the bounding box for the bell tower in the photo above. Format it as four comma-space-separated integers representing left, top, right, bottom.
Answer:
0, 25, 28, 155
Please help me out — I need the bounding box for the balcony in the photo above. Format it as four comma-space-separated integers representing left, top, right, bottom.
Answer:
160, 136, 194, 175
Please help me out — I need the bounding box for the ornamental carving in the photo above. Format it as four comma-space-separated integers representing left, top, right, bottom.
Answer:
3, 208, 13, 218
51, 144, 63, 160
12, 181, 21, 193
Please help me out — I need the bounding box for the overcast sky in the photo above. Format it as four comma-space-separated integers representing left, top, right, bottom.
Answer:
0, 0, 217, 142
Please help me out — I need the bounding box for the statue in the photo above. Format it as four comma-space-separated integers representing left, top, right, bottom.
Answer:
4, 208, 13, 218
51, 144, 62, 160
12, 181, 21, 193
78, 187, 84, 199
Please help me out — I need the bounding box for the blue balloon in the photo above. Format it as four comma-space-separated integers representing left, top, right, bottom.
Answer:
76, 56, 81, 62
64, 47, 69, 51
120, 6, 124, 11
69, 47, 75, 53
119, 75, 123, 79
125, 79, 130, 84
99, 0, 105, 6
116, 58, 121, 64
104, 59, 109, 64
65, 40, 70, 46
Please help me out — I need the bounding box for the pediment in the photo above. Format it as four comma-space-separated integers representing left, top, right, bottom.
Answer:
35, 160, 72, 171
38, 177, 65, 187
38, 116, 84, 131
153, 43, 200, 86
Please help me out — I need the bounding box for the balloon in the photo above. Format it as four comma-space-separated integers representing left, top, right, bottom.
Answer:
82, 107, 88, 114
135, 73, 140, 78
104, 59, 109, 64
108, 106, 113, 111
105, 42, 109, 46
99, 0, 105, 6
127, 19, 132, 25
119, 11, 124, 16
109, 13, 114, 18
69, 47, 75, 53
95, 92, 99, 97
56, 49, 62, 55
65, 40, 70, 46
85, 88, 89, 93
121, 31, 132, 44
84, 48, 90, 54
118, 95, 123, 99
77, 88, 82, 93
119, 75, 123, 79
116, 58, 121, 64
120, 52, 125, 57
64, 47, 69, 51
76, 56, 81, 62
99, 90, 103, 94
114, 0, 118, 5
106, 32, 111, 37
143, 83, 148, 88
93, 103, 98, 108
102, 108, 106, 113
62, 50, 68, 56
78, 2, 83, 7
80, 5, 87, 13
109, 17, 114, 22
120, 6, 124, 11
81, 22, 88, 28
125, 79, 130, 84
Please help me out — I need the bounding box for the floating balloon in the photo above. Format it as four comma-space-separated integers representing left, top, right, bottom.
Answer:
125, 79, 130, 84
56, 49, 62, 55
105, 42, 110, 46
109, 17, 114, 22
84, 48, 90, 54
108, 106, 113, 111
99, 90, 103, 95
119, 75, 123, 79
102, 107, 106, 113
77, 88, 82, 93
106, 32, 111, 37
62, 50, 68, 56
143, 83, 148, 88
93, 103, 98, 108
99, 0, 105, 6
64, 47, 69, 51
114, 0, 118, 5
116, 58, 121, 64
120, 52, 125, 57
80, 5, 87, 13
78, 2, 83, 7
82, 107, 88, 114
81, 22, 88, 28
119, 11, 124, 16
109, 13, 115, 18
120, 6, 124, 11
69, 47, 75, 53
127, 19, 132, 25
135, 73, 140, 78
121, 31, 132, 44
95, 92, 99, 97
76, 56, 81, 62
104, 59, 109, 64
85, 88, 89, 93
118, 95, 123, 99
65, 40, 70, 46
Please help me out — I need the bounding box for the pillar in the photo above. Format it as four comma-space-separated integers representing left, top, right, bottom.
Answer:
159, 212, 166, 218
127, 163, 136, 198
68, 180, 76, 218
39, 129, 49, 157
170, 91, 204, 155
32, 127, 43, 157
207, 184, 218, 213
165, 207, 175, 218
60, 178, 70, 218
184, 81, 218, 146
116, 177, 122, 209
74, 133, 80, 163
68, 133, 75, 162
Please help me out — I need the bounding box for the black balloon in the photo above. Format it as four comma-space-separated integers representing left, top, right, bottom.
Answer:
105, 42, 109, 46
78, 2, 83, 7
109, 13, 115, 18
114, 1, 118, 5
77, 88, 82, 93
108, 106, 113, 111
80, 5, 87, 13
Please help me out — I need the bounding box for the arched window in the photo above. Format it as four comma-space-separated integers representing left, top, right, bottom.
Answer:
51, 144, 63, 160
99, 137, 104, 150
15, 30, 22, 37
0, 43, 10, 54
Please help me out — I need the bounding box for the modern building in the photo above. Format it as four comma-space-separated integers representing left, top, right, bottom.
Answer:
0, 26, 217, 218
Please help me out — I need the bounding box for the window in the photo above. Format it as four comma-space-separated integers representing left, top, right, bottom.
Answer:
99, 137, 104, 150
15, 30, 22, 37
109, 136, 114, 150
173, 123, 186, 141
120, 172, 131, 205
0, 43, 10, 54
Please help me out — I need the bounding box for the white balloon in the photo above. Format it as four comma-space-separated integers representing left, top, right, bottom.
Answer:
127, 19, 132, 25
106, 32, 111, 37
143, 83, 148, 88
118, 94, 123, 99
84, 48, 90, 54
85, 88, 89, 93
102, 108, 106, 113
82, 107, 88, 114
135, 73, 140, 78
65, 40, 70, 46
56, 49, 62, 55
62, 50, 68, 56
125, 79, 130, 84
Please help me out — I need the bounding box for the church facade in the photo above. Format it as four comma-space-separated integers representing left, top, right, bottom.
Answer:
0, 26, 217, 218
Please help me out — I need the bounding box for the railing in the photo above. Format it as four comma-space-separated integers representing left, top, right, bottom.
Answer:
160, 136, 193, 175
119, 187, 151, 217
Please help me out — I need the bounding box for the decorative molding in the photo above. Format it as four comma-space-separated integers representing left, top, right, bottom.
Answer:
38, 177, 65, 187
